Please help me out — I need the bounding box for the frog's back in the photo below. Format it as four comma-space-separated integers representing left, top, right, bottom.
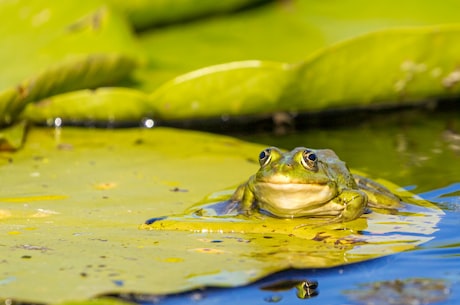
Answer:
315, 149, 357, 189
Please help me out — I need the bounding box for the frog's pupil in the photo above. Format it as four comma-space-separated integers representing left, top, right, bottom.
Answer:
259, 151, 266, 160
308, 153, 317, 161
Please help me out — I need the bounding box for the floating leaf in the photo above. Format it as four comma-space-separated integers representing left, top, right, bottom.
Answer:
0, 127, 442, 303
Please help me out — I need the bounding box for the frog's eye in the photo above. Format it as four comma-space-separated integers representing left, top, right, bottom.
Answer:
259, 148, 272, 167
301, 150, 318, 171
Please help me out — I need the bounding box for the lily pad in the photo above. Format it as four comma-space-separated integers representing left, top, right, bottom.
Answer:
0, 127, 442, 303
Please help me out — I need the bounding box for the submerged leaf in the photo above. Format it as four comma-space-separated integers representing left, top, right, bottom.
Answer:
344, 278, 451, 305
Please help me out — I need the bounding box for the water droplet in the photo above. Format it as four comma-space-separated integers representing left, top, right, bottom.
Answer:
54, 117, 62, 127
142, 118, 155, 128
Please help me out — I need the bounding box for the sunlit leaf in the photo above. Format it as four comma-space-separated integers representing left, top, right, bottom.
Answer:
0, 127, 442, 303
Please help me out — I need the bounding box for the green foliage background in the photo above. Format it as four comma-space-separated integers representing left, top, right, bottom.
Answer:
1, 0, 460, 135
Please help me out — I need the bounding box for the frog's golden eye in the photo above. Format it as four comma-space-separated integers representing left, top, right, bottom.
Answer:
259, 148, 272, 167
301, 149, 318, 171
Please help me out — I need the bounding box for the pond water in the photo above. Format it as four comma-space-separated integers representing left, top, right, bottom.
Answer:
135, 102, 460, 304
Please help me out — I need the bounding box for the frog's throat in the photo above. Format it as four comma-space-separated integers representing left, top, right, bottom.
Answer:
253, 182, 337, 211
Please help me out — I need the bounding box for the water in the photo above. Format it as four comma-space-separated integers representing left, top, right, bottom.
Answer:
135, 103, 460, 304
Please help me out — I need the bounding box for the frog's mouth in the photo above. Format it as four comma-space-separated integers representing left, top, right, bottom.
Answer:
254, 181, 338, 216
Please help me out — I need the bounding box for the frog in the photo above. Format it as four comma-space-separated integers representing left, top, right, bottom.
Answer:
230, 147, 400, 222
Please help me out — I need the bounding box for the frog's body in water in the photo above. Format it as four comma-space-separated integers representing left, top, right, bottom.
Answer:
231, 147, 400, 222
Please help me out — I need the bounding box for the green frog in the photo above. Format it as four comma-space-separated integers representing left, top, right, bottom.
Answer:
231, 147, 400, 222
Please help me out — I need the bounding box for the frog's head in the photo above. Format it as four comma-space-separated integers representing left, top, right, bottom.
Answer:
250, 147, 339, 217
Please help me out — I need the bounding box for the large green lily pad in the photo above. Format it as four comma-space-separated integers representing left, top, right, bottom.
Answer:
0, 127, 442, 303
